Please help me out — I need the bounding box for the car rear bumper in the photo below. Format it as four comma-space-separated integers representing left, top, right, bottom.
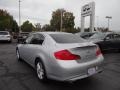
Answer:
0, 38, 11, 41
51, 66, 103, 82
48, 55, 104, 81
65, 67, 103, 81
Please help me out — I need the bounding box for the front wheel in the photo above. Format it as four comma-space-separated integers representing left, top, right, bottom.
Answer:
36, 61, 47, 82
118, 49, 120, 53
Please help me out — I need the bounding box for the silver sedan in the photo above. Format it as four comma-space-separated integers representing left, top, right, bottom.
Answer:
16, 32, 104, 82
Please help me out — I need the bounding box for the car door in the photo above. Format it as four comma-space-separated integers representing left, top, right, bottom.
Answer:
98, 34, 113, 51
24, 33, 45, 67
105, 34, 115, 50
112, 34, 120, 50
19, 34, 34, 60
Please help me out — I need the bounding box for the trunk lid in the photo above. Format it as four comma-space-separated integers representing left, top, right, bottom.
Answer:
55, 42, 97, 63
69, 45, 97, 63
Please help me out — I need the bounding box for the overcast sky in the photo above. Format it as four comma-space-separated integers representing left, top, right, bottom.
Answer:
0, 0, 120, 31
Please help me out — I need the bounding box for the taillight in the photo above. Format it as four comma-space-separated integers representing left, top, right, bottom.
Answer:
54, 50, 80, 60
96, 47, 102, 56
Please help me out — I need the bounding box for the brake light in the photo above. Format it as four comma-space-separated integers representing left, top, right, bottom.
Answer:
96, 47, 102, 56
54, 50, 80, 60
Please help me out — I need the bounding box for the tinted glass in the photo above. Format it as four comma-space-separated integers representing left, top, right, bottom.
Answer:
26, 35, 34, 44
34, 34, 44, 40
30, 34, 45, 45
19, 33, 29, 37
113, 34, 120, 39
106, 34, 113, 39
50, 34, 85, 43
21, 32, 29, 34
0, 32, 9, 35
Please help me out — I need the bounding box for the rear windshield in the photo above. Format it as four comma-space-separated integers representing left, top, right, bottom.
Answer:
50, 34, 85, 43
21, 33, 29, 35
0, 32, 9, 35
19, 33, 29, 36
21, 33, 29, 34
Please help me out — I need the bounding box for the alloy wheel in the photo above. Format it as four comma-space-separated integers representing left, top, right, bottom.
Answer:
37, 62, 45, 80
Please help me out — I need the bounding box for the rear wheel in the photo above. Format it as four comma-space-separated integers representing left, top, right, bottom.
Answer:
9, 40, 12, 43
118, 49, 120, 53
36, 60, 47, 82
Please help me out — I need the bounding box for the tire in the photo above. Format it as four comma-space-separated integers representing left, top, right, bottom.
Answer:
118, 49, 120, 53
9, 40, 12, 43
16, 49, 22, 61
36, 60, 47, 82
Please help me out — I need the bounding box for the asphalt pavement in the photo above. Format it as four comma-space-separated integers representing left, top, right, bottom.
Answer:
0, 41, 120, 90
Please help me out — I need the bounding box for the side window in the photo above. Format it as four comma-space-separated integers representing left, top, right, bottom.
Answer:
113, 34, 120, 40
30, 34, 45, 45
26, 35, 34, 44
105, 34, 113, 40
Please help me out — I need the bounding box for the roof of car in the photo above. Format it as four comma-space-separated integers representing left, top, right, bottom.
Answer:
32, 32, 71, 35
103, 32, 115, 35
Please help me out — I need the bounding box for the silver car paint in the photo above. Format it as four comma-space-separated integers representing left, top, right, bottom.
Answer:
17, 32, 104, 81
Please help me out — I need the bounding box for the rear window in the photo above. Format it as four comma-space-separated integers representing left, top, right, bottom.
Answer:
50, 34, 85, 43
21, 33, 29, 35
19, 33, 29, 36
0, 32, 9, 35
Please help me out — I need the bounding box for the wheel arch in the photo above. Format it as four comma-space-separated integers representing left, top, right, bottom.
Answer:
34, 57, 46, 71
35, 57, 43, 66
34, 57, 48, 78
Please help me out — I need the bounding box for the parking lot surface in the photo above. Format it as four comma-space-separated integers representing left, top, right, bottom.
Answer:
0, 42, 120, 90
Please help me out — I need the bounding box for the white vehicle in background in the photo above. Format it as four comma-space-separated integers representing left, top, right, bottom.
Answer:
0, 31, 12, 43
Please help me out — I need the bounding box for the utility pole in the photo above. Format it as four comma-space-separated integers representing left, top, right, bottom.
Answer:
60, 9, 65, 32
106, 16, 112, 31
60, 10, 63, 32
19, 0, 21, 33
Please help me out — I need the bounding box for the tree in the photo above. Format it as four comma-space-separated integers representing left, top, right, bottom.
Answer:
42, 24, 54, 31
73, 27, 81, 33
12, 20, 19, 32
35, 23, 41, 31
21, 20, 35, 32
0, 9, 19, 32
50, 9, 65, 31
96, 27, 109, 32
50, 9, 75, 32
62, 12, 75, 29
